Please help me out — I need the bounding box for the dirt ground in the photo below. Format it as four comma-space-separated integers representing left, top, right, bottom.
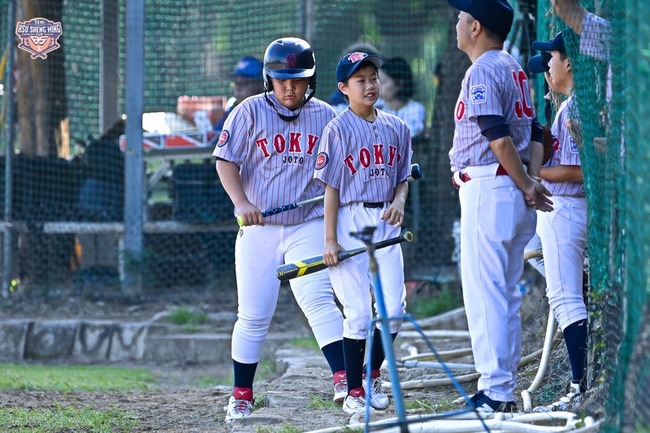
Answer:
0, 270, 556, 433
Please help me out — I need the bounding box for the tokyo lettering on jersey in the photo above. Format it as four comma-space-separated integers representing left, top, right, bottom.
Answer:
543, 96, 584, 197
212, 93, 336, 225
313, 108, 412, 206
449, 50, 535, 172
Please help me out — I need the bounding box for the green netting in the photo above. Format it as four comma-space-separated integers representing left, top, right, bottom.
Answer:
0, 0, 462, 291
533, 1, 648, 431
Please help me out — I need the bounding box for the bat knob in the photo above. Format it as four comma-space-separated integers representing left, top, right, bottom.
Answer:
410, 163, 422, 180
404, 231, 414, 242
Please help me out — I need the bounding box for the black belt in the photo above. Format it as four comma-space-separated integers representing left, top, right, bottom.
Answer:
363, 202, 387, 208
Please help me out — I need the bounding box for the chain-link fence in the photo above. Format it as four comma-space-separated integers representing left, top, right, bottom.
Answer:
0, 0, 469, 294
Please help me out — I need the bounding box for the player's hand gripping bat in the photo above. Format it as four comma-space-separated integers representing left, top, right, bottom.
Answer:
276, 230, 414, 281
237, 163, 422, 226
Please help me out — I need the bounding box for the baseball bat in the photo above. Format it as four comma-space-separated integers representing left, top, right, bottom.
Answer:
237, 163, 422, 226
276, 230, 414, 282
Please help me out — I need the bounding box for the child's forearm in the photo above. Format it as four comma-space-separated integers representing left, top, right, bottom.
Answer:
540, 165, 583, 183
324, 185, 340, 243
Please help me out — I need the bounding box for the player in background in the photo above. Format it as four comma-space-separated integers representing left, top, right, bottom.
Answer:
549, 0, 611, 62
314, 52, 412, 415
213, 56, 265, 132
446, 0, 553, 416
213, 38, 345, 423
524, 50, 556, 276
531, 31, 589, 412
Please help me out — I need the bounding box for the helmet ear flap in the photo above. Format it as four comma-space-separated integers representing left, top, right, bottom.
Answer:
264, 74, 273, 92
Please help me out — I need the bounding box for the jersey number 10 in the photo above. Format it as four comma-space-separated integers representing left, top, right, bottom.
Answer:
512, 70, 533, 119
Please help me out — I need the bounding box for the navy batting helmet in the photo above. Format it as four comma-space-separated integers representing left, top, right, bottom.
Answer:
263, 37, 316, 92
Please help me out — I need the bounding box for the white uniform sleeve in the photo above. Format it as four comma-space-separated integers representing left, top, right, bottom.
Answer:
465, 65, 504, 120
580, 12, 611, 62
211, 102, 253, 166
397, 122, 413, 183
313, 122, 344, 189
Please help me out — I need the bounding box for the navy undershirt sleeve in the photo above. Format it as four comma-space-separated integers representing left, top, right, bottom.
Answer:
477, 115, 511, 141
531, 117, 543, 142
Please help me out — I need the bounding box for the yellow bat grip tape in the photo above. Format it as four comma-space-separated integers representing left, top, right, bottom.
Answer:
296, 260, 324, 277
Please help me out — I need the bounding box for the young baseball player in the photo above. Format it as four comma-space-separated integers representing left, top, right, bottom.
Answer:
531, 31, 588, 412
213, 56, 265, 131
446, 0, 553, 416
314, 52, 412, 415
213, 37, 346, 423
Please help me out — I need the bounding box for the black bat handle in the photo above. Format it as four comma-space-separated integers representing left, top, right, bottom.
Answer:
262, 204, 296, 217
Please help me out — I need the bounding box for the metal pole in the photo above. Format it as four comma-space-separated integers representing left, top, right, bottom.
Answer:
2, 0, 17, 298
355, 227, 408, 433
297, 0, 313, 42
123, 0, 145, 292
99, 0, 120, 133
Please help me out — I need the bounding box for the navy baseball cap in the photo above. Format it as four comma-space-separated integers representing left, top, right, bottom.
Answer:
233, 56, 263, 78
532, 32, 566, 54
336, 52, 384, 83
447, 0, 514, 39
527, 51, 552, 74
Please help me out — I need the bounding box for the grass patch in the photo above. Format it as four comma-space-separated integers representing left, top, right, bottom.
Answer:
167, 307, 207, 332
255, 358, 277, 382
404, 396, 456, 413
0, 364, 156, 392
0, 364, 154, 432
290, 337, 319, 352
0, 405, 137, 433
256, 423, 303, 433
407, 282, 463, 319
307, 395, 338, 410
191, 374, 224, 388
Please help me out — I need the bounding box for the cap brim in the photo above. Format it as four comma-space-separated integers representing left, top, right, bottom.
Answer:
527, 55, 546, 74
532, 40, 557, 52
364, 54, 384, 70
339, 54, 384, 83
447, 0, 471, 12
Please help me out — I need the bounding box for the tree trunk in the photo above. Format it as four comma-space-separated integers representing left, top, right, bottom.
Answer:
417, 18, 471, 267
16, 0, 67, 157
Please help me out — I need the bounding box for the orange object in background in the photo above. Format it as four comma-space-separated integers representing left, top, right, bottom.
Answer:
177, 95, 227, 129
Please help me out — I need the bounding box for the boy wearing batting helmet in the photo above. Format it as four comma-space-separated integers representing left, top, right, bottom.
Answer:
213, 37, 346, 423
447, 0, 553, 417
531, 31, 589, 412
314, 51, 412, 415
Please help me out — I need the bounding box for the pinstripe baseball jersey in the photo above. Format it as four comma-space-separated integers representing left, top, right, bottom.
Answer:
313, 108, 412, 206
449, 50, 535, 172
581, 12, 611, 62
212, 92, 336, 225
543, 96, 584, 197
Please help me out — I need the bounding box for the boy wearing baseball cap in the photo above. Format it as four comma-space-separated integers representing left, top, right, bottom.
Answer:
531, 31, 589, 412
314, 52, 412, 415
214, 56, 265, 131
446, 0, 552, 417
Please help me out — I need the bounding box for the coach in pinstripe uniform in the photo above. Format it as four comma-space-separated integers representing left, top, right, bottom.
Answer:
447, 0, 553, 416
